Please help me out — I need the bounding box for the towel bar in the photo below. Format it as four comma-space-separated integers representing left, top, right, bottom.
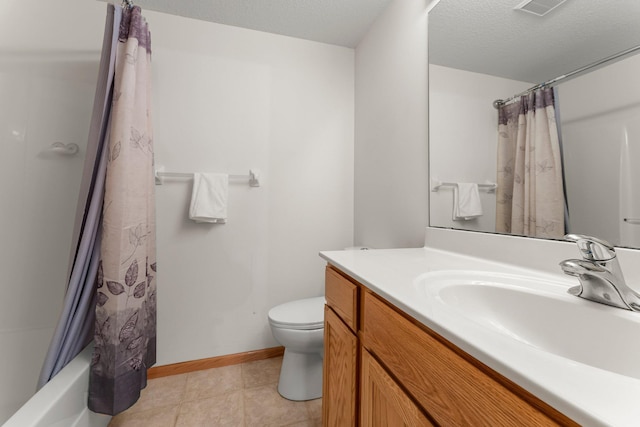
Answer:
154, 166, 261, 187
431, 179, 497, 193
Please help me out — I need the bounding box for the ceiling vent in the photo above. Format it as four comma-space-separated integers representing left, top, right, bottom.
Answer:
514, 0, 568, 17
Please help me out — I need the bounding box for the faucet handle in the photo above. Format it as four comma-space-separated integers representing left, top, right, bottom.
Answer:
564, 234, 616, 261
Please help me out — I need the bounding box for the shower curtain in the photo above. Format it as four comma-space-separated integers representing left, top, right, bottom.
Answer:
89, 4, 156, 415
496, 88, 565, 238
38, 4, 156, 416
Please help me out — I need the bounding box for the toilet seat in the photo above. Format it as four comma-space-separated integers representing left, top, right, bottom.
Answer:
268, 296, 325, 330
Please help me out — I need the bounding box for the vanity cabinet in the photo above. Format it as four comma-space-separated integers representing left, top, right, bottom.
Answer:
323, 264, 578, 427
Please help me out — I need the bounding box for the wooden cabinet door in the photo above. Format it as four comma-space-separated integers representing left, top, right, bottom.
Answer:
323, 305, 358, 427
361, 350, 434, 427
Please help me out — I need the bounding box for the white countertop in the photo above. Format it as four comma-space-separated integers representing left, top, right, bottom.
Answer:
320, 247, 640, 427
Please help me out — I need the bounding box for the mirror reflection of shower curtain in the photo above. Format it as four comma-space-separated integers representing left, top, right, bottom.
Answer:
496, 88, 566, 238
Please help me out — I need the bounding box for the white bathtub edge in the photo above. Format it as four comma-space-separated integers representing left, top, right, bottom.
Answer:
2, 344, 111, 427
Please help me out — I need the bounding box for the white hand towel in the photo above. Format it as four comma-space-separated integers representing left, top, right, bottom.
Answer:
189, 173, 229, 223
453, 183, 483, 220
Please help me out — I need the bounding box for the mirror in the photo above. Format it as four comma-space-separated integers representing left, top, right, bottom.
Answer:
428, 0, 640, 248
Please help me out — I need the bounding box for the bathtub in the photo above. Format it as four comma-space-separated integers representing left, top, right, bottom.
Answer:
3, 345, 111, 427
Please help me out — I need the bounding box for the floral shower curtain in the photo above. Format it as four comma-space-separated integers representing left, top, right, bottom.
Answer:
88, 5, 156, 415
496, 88, 565, 238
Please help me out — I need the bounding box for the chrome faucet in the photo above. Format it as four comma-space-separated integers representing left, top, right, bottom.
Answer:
559, 234, 640, 311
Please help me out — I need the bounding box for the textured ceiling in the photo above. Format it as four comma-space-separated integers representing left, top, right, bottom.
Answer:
111, 0, 392, 48
429, 0, 640, 83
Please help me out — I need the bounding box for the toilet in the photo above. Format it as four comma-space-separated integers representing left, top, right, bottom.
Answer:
268, 296, 325, 401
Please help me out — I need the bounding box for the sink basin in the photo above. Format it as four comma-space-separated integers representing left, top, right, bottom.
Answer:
415, 270, 640, 380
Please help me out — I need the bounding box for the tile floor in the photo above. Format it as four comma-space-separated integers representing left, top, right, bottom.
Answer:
109, 356, 322, 427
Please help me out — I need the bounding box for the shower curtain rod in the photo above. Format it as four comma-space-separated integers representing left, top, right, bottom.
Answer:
493, 44, 640, 109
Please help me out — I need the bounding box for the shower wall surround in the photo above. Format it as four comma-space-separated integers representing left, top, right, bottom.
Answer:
0, 0, 105, 422
0, 54, 97, 425
560, 54, 640, 248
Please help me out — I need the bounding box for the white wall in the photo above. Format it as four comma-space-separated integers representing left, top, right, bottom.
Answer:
428, 65, 530, 233
559, 54, 640, 247
0, 0, 104, 422
149, 12, 354, 365
353, 0, 430, 249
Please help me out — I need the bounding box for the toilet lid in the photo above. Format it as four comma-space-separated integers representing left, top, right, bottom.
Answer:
268, 296, 326, 330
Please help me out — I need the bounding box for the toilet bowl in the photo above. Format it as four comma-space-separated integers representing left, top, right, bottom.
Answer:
268, 296, 325, 401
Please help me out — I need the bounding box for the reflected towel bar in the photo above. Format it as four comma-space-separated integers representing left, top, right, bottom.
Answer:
431, 180, 497, 193
154, 166, 261, 187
